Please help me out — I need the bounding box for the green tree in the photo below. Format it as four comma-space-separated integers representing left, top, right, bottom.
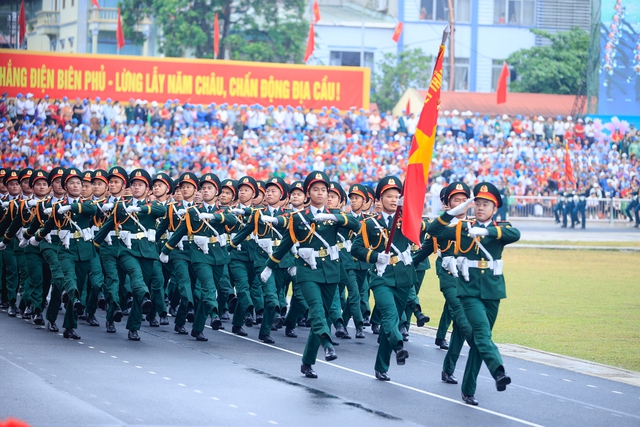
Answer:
371, 48, 432, 112
506, 27, 589, 94
120, 0, 308, 62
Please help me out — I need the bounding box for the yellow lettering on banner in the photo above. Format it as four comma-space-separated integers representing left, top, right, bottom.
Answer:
292, 80, 311, 103
57, 66, 82, 91
259, 76, 291, 102
195, 73, 225, 97
229, 72, 258, 98
145, 67, 165, 94
0, 60, 28, 88
84, 65, 106, 91
29, 64, 55, 91
115, 68, 143, 93
313, 76, 337, 102
167, 71, 193, 95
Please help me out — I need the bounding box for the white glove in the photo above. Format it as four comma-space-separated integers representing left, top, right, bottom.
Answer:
198, 212, 215, 220
126, 206, 141, 213
230, 208, 245, 215
29, 236, 39, 247
314, 213, 338, 222
1, 201, 9, 208
287, 266, 297, 276
176, 209, 186, 216
19, 238, 29, 248
159, 253, 169, 264
43, 207, 52, 215
58, 205, 71, 214
260, 215, 278, 224
397, 196, 404, 207
260, 266, 272, 283
446, 197, 474, 217
101, 202, 114, 213
468, 227, 489, 238
27, 199, 39, 207
376, 252, 390, 265
0, 242, 6, 251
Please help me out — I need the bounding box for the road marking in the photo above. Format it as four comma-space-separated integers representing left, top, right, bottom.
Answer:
583, 406, 593, 410
248, 412, 257, 416
194, 390, 202, 394
562, 379, 572, 382
135, 366, 142, 369
111, 356, 117, 359
209, 327, 546, 427
229, 404, 238, 408
149, 371, 156, 375
612, 391, 623, 395
99, 351, 106, 354
587, 385, 596, 388
78, 342, 84, 345
89, 346, 94, 349
163, 377, 171, 381
268, 421, 278, 425
519, 368, 527, 371
178, 383, 186, 387
123, 361, 129, 364
540, 373, 549, 377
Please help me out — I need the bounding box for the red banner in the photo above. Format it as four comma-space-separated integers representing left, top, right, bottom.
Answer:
0, 50, 370, 110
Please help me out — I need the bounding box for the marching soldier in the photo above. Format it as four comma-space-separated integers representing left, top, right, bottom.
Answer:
150, 172, 174, 326
351, 176, 415, 381
160, 173, 236, 342
217, 178, 240, 321
263, 171, 360, 378
0, 170, 25, 317
428, 182, 520, 405
14, 169, 34, 318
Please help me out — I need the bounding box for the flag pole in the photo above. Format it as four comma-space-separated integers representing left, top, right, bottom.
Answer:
384, 26, 451, 254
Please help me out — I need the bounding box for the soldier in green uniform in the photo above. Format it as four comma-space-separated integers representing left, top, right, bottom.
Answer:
0, 170, 49, 324
351, 176, 415, 381
32, 168, 98, 340
161, 173, 236, 342
401, 222, 431, 336
263, 171, 360, 378
433, 188, 452, 350
0, 168, 8, 310
227, 176, 261, 335
150, 172, 174, 327
427, 182, 520, 405
94, 167, 128, 333
155, 172, 199, 334
88, 170, 110, 317
14, 169, 34, 318
415, 182, 474, 387
0, 170, 25, 317
94, 169, 161, 340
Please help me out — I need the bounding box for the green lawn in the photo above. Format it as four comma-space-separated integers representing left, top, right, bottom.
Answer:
415, 248, 640, 372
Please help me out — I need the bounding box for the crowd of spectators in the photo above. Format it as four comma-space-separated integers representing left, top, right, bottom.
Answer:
1, 93, 638, 214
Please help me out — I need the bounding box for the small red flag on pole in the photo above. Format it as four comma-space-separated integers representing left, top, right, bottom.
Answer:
496, 62, 509, 104
116, 6, 125, 52
214, 13, 220, 59
18, 0, 26, 47
312, 1, 321, 23
564, 144, 575, 185
92, 0, 100, 9
392, 22, 403, 43
304, 23, 315, 63
405, 98, 411, 115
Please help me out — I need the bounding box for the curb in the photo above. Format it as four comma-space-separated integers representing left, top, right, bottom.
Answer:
408, 325, 640, 388
510, 244, 640, 251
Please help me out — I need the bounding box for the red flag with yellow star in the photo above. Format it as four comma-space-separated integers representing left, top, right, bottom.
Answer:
392, 22, 403, 43
402, 43, 445, 245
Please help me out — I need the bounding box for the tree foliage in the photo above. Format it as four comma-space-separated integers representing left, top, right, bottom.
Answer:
506, 27, 589, 95
120, 0, 308, 62
371, 48, 432, 112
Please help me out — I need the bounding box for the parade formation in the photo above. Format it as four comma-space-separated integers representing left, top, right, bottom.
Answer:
0, 165, 519, 406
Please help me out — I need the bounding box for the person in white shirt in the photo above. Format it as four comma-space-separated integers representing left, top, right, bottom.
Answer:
293, 107, 305, 128
533, 116, 544, 142
90, 97, 104, 120
405, 113, 418, 136
305, 108, 318, 129
553, 116, 565, 143
15, 94, 26, 120
24, 93, 36, 120
272, 105, 286, 129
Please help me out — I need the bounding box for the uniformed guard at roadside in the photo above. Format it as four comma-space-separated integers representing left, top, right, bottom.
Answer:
427, 182, 520, 406
352, 176, 416, 381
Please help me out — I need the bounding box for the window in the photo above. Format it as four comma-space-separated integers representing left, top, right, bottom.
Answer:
330, 51, 374, 69
62, 0, 65, 9
491, 60, 517, 91
420, 0, 470, 23
494, 0, 535, 25
442, 58, 469, 91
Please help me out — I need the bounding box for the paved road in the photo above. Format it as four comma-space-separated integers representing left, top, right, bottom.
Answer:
509, 219, 640, 242
1, 309, 639, 427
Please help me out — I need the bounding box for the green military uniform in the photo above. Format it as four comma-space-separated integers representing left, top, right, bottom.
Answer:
428, 182, 520, 404
13, 169, 34, 316
265, 171, 360, 378
162, 173, 236, 341
351, 177, 415, 379
402, 223, 431, 334
34, 168, 97, 338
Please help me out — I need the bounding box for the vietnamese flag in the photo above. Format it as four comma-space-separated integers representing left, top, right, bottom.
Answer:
312, 0, 321, 23
214, 13, 220, 59
496, 62, 509, 104
304, 23, 315, 63
18, 0, 26, 46
116, 6, 125, 50
402, 43, 446, 245
564, 144, 575, 185
92, 0, 100, 8
392, 22, 403, 43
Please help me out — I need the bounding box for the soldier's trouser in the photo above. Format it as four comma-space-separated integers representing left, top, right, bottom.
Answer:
299, 281, 337, 366
58, 251, 91, 330
41, 247, 65, 324
85, 255, 104, 316
440, 277, 473, 376
283, 274, 308, 329
436, 301, 452, 341
190, 262, 222, 333
460, 297, 504, 396
229, 259, 255, 327
16, 250, 31, 310
147, 260, 167, 320
250, 275, 264, 314
0, 253, 6, 304
355, 269, 370, 317
341, 268, 363, 328
273, 267, 291, 314
369, 279, 410, 374
119, 252, 152, 332
1, 249, 18, 305
101, 249, 125, 323
172, 258, 194, 327
329, 286, 343, 328
256, 265, 278, 337
25, 251, 51, 314
215, 265, 233, 317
